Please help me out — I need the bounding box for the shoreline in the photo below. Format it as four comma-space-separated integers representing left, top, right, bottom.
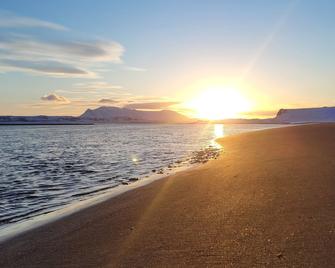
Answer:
2, 124, 335, 267
0, 162, 198, 244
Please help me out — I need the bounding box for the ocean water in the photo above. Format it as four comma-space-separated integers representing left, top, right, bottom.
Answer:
0, 123, 283, 229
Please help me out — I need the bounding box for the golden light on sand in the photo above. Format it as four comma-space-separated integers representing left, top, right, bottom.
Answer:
188, 87, 251, 120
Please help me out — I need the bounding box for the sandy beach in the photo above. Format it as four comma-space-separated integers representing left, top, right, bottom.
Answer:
1, 124, 335, 267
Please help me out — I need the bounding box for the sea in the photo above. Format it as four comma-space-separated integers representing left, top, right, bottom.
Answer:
0, 123, 284, 234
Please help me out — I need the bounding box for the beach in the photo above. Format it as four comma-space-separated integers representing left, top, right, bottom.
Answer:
1, 123, 335, 267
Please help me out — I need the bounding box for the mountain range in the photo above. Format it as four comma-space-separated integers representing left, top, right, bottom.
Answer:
0, 106, 335, 124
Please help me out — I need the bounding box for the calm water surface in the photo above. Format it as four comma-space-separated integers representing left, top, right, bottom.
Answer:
0, 123, 283, 228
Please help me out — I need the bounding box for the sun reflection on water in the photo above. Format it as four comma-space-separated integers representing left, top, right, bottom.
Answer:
131, 155, 139, 164
211, 124, 224, 148
214, 124, 224, 138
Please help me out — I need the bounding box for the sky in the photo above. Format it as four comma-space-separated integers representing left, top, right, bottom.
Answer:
0, 0, 334, 118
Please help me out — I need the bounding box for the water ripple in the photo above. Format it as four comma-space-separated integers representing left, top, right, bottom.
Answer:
0, 123, 281, 229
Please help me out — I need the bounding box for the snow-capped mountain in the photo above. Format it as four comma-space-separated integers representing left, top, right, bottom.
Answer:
275, 107, 335, 123
80, 106, 192, 123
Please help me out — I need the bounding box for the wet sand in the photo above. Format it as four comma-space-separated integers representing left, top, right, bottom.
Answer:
1, 123, 335, 267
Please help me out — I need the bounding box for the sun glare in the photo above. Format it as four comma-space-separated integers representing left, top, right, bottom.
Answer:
214, 124, 224, 138
188, 87, 251, 120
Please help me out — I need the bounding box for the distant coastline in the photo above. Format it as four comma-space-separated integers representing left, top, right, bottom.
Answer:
1, 106, 335, 125
0, 123, 94, 126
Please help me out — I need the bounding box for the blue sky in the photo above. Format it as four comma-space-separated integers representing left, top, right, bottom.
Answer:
0, 0, 334, 117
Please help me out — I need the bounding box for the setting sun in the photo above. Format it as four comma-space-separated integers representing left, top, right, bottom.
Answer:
187, 87, 251, 120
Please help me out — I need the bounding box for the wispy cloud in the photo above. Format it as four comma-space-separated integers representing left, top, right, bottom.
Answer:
124, 101, 179, 110
0, 34, 124, 77
74, 81, 123, 90
54, 82, 124, 98
1, 58, 91, 77
98, 98, 119, 104
0, 10, 68, 31
123, 66, 147, 72
0, 10, 125, 78
41, 93, 70, 103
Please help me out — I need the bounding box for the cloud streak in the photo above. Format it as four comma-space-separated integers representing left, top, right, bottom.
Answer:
0, 11, 68, 31
124, 101, 179, 110
74, 81, 123, 90
0, 10, 125, 77
1, 58, 91, 77
99, 98, 119, 104
0, 35, 124, 62
0, 35, 124, 77
123, 66, 147, 72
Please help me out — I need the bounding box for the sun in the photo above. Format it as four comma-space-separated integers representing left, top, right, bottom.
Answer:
187, 87, 251, 120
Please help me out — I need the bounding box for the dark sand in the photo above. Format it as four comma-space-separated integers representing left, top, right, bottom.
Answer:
1, 124, 335, 267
